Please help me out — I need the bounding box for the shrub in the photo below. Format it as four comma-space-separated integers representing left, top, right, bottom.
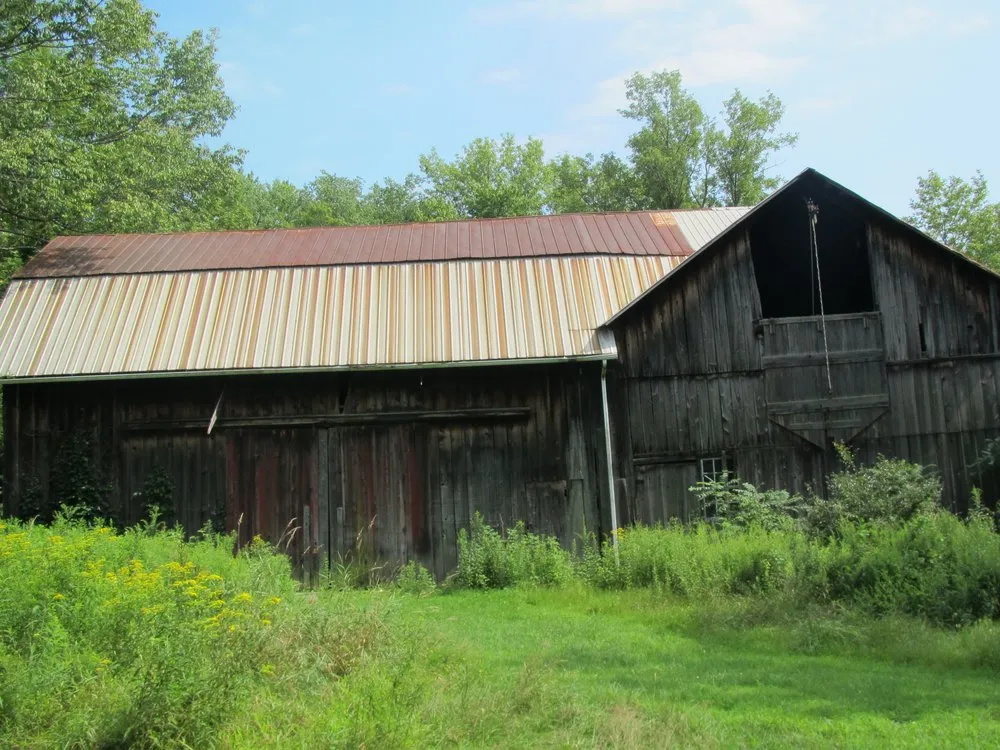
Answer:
690, 473, 803, 531
455, 513, 573, 589
579, 523, 798, 597
805, 444, 941, 537
0, 512, 387, 748
396, 560, 437, 595
815, 512, 1000, 627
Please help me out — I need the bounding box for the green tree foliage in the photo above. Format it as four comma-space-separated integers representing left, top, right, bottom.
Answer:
709, 90, 798, 206
546, 152, 639, 213
0, 0, 247, 281
621, 70, 708, 209
419, 135, 548, 218
621, 70, 797, 209
245, 172, 459, 229
907, 170, 1000, 269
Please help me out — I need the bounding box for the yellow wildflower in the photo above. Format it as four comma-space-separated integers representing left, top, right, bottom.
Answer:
260, 618, 272, 627
234, 592, 253, 604
52, 593, 65, 601
267, 596, 281, 606
48, 535, 64, 545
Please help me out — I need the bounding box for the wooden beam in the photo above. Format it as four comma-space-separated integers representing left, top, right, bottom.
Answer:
766, 393, 890, 416
762, 348, 885, 369
122, 407, 533, 433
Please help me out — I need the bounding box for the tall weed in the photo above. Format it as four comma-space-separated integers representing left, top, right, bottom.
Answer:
0, 513, 388, 748
455, 513, 573, 589
579, 522, 798, 597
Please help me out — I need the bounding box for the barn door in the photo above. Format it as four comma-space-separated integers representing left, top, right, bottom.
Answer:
762, 312, 889, 447
326, 425, 430, 573
225, 428, 320, 571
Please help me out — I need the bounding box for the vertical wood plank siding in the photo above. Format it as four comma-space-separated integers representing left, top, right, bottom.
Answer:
610, 219, 1000, 520
2, 365, 607, 578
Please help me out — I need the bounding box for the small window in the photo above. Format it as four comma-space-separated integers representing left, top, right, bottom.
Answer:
699, 456, 733, 483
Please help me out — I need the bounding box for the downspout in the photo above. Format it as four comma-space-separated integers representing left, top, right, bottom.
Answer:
600, 359, 620, 565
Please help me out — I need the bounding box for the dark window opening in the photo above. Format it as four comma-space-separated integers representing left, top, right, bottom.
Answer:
919, 322, 927, 353
699, 456, 732, 483
749, 183, 875, 318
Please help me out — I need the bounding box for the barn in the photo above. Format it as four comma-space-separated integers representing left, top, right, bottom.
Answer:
1, 168, 998, 577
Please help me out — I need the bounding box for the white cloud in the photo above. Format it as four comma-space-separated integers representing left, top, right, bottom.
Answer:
946, 14, 990, 35
854, 4, 991, 44
481, 67, 522, 85
574, 0, 819, 117
219, 62, 282, 100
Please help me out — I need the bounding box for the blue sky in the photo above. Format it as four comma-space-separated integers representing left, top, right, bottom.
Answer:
145, 0, 997, 215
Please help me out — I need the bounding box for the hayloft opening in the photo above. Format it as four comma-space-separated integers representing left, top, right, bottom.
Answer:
749, 186, 875, 318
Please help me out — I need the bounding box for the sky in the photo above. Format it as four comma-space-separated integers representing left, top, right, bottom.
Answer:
144, 0, 998, 216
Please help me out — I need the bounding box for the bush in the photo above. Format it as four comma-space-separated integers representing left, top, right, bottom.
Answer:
396, 560, 437, 595
690, 473, 802, 531
579, 523, 798, 597
815, 511, 1000, 627
0, 512, 388, 748
455, 513, 573, 589
805, 444, 941, 538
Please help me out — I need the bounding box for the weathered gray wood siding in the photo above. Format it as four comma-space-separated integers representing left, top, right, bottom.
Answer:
611, 219, 1000, 520
859, 221, 1000, 508
2, 365, 609, 577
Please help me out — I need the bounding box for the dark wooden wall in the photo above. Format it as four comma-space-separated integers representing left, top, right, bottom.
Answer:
3, 364, 609, 578
610, 207, 1000, 522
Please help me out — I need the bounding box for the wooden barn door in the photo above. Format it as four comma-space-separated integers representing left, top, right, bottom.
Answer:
324, 425, 430, 574
225, 428, 320, 574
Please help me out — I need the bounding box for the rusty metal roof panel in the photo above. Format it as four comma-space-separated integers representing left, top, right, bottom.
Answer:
672, 207, 751, 249
13, 209, 750, 279
0, 256, 684, 380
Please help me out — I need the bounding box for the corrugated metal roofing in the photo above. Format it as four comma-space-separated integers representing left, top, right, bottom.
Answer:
17, 211, 710, 279
0, 256, 683, 380
672, 207, 751, 249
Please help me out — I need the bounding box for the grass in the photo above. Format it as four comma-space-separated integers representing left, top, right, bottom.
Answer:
4, 513, 1000, 747
368, 587, 1000, 748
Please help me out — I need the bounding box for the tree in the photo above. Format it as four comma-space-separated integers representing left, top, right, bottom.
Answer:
360, 175, 459, 224
0, 0, 246, 279
621, 70, 706, 209
907, 171, 1000, 269
620, 70, 797, 209
419, 135, 549, 218
546, 152, 639, 213
708, 90, 798, 206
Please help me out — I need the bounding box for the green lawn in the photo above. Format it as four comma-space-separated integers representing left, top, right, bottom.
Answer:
233, 587, 1000, 748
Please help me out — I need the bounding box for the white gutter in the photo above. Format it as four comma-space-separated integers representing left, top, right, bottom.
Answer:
600, 359, 621, 565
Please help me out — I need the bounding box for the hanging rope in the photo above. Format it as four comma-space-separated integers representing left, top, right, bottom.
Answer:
807, 199, 833, 395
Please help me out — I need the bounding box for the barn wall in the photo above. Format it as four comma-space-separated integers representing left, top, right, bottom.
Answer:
2, 364, 609, 578
611, 213, 1000, 520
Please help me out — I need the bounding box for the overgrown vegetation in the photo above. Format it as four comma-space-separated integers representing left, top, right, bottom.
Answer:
0, 512, 391, 748
453, 447, 1000, 629
4, 447, 1000, 746
455, 513, 574, 589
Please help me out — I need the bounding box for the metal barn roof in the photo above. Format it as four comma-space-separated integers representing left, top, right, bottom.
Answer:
0, 208, 749, 381
0, 256, 683, 379
14, 209, 747, 279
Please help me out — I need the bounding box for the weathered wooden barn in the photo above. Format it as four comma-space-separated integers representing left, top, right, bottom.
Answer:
1, 169, 998, 575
